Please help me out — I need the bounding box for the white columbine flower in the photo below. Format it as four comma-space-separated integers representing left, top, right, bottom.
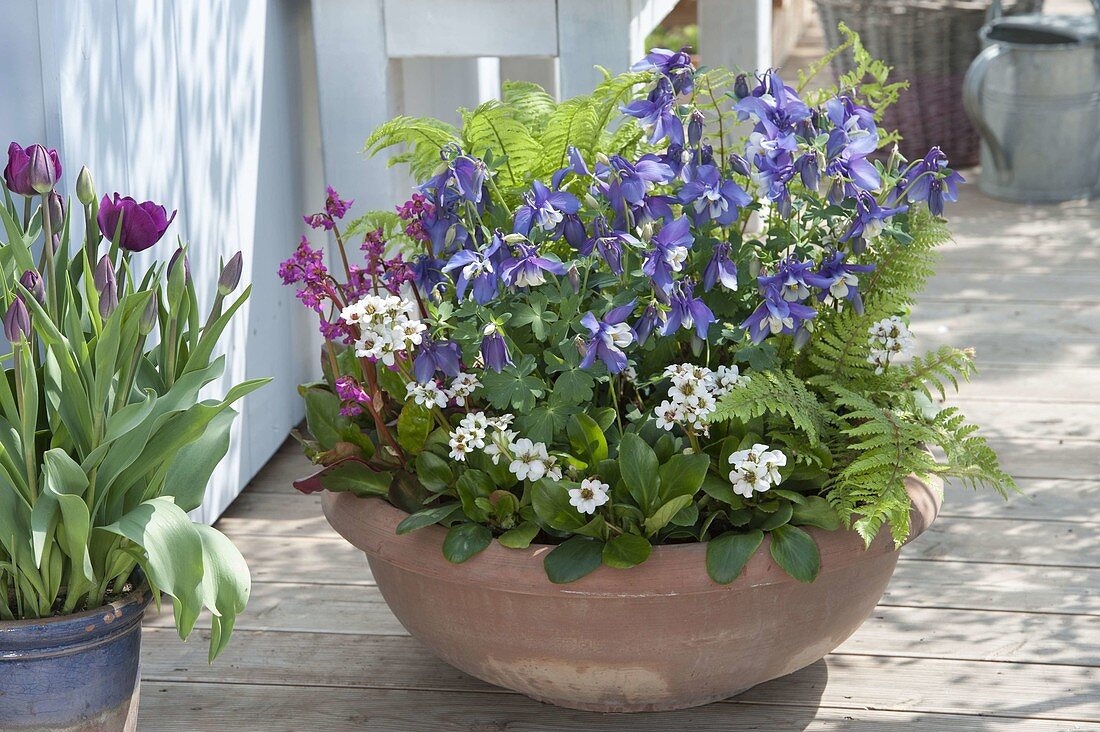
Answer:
568, 478, 611, 515
727, 443, 787, 498
508, 437, 550, 481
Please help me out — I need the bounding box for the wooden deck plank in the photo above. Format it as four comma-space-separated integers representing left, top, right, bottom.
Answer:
143, 582, 1098, 666
138, 631, 1100, 723
137, 681, 1100, 732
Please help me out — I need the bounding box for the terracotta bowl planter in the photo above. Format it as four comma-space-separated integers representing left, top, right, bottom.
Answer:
323, 475, 942, 713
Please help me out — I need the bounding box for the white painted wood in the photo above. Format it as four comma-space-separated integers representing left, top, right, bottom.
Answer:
557, 0, 633, 98
629, 0, 681, 60
382, 0, 558, 58
9, 0, 317, 522
499, 57, 559, 98
699, 0, 774, 74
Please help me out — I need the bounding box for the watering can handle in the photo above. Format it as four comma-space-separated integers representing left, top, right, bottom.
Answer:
963, 43, 1012, 184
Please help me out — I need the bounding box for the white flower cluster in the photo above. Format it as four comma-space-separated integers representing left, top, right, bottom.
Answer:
867, 316, 914, 374
568, 478, 610, 515
653, 363, 748, 432
406, 372, 482, 411
445, 414, 563, 483
727, 443, 787, 498
341, 294, 425, 366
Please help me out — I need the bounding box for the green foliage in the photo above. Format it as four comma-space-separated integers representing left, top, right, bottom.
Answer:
711, 369, 831, 445
363, 115, 460, 181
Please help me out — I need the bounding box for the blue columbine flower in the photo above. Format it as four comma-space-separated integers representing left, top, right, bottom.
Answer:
741, 282, 818, 344
735, 71, 811, 148
793, 152, 820, 191
551, 146, 593, 189
580, 217, 638, 275
413, 338, 463, 382
513, 180, 582, 237
702, 242, 738, 291
442, 247, 499, 304
411, 254, 447, 299
751, 153, 797, 217
622, 78, 684, 146
805, 250, 875, 314
758, 257, 817, 302
840, 192, 907, 252
631, 47, 695, 94
580, 301, 637, 373
902, 146, 965, 217
500, 241, 567, 288
677, 164, 751, 226
661, 280, 716, 340
450, 155, 489, 203
596, 154, 675, 206
480, 324, 514, 372
634, 303, 662, 346
642, 215, 694, 292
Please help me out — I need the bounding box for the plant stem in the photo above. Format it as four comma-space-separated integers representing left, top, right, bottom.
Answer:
39, 194, 58, 318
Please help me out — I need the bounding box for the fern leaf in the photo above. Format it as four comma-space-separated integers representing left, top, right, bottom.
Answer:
501, 81, 557, 135
460, 101, 541, 188
710, 369, 830, 445
537, 96, 600, 178
363, 116, 460, 181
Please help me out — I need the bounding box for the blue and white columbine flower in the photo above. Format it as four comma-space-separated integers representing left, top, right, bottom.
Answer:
500, 241, 567, 288
580, 301, 637, 374
642, 216, 693, 292
677, 164, 751, 226
513, 180, 582, 236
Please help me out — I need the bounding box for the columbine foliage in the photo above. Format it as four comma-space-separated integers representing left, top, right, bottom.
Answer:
0, 148, 267, 660
284, 32, 1012, 586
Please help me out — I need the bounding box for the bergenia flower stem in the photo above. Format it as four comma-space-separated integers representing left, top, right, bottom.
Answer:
360, 357, 404, 459
332, 225, 353, 280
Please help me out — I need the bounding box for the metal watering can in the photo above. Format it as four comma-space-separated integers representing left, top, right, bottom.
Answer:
963, 0, 1100, 202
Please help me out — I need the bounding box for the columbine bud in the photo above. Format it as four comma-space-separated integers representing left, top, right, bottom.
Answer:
749, 254, 762, 278
639, 221, 654, 242
28, 145, 58, 194
443, 225, 457, 248
733, 73, 750, 100
76, 166, 96, 205
502, 233, 527, 244
139, 291, 159, 335
47, 191, 64, 231
584, 193, 601, 210
19, 270, 44, 304
688, 110, 705, 147
729, 153, 751, 177
94, 255, 118, 318
566, 264, 581, 294
3, 297, 30, 342
595, 152, 611, 166
218, 251, 243, 296
792, 326, 812, 350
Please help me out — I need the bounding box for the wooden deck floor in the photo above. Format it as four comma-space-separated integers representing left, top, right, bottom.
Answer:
139, 46, 1100, 732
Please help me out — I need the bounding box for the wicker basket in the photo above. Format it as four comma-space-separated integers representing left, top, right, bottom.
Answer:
814, 0, 1043, 167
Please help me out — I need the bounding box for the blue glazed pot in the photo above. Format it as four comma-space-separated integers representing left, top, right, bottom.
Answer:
0, 578, 152, 731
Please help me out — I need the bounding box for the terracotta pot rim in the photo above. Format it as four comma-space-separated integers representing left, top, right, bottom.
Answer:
323, 473, 942, 598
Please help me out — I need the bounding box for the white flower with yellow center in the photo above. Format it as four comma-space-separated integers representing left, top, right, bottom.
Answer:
508, 438, 550, 481
568, 478, 610, 515
727, 443, 787, 498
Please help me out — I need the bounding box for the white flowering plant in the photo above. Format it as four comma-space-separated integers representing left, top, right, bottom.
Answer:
285, 30, 1012, 584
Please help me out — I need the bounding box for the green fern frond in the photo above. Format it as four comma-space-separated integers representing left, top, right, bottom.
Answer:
344, 210, 418, 252
537, 97, 600, 177
711, 369, 831, 445
502, 81, 557, 135
460, 101, 541, 189
897, 346, 975, 400
590, 71, 654, 145
931, 406, 1017, 497
363, 116, 460, 180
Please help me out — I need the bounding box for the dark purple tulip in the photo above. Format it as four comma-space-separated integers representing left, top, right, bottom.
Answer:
19, 270, 45, 304
3, 297, 30, 341
97, 193, 177, 252
94, 255, 118, 318
480, 325, 513, 373
218, 251, 244, 296
4, 143, 61, 197
167, 246, 191, 283
47, 191, 64, 230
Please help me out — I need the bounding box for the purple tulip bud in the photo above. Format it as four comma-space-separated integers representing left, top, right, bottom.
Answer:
76, 166, 96, 206
480, 324, 513, 373
139, 291, 159, 335
688, 110, 705, 147
19, 270, 45, 304
97, 193, 176, 252
733, 73, 750, 100
94, 255, 116, 296
218, 251, 243, 296
47, 191, 64, 230
3, 297, 30, 342
3, 143, 61, 197
167, 246, 191, 282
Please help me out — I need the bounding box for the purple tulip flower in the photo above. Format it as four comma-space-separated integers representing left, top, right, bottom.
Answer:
3, 297, 30, 342
19, 270, 45, 304
579, 300, 636, 374
480, 325, 513, 373
500, 241, 566, 288
661, 281, 715, 340
413, 338, 463, 383
702, 243, 738, 291
97, 194, 177, 252
4, 143, 61, 196
677, 164, 751, 226
642, 216, 693, 292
